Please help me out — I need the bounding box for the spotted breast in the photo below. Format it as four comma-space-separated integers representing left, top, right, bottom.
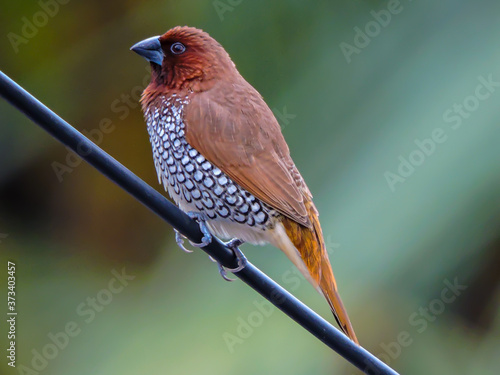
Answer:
145, 94, 279, 245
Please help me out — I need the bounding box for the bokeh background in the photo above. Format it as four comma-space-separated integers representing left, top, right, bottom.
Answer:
1, 1, 499, 374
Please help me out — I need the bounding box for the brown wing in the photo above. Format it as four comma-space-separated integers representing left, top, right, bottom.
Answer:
184, 80, 312, 228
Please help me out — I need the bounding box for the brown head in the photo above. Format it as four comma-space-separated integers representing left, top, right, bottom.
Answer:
131, 26, 238, 96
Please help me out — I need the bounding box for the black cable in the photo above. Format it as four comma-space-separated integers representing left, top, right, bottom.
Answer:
0, 70, 399, 375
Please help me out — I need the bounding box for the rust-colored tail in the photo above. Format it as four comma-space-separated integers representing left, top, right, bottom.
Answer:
281, 201, 359, 345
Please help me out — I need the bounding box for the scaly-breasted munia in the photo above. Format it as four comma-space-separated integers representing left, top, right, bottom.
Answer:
131, 26, 358, 344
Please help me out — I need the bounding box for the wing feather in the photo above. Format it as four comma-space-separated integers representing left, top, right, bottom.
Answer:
184, 80, 312, 228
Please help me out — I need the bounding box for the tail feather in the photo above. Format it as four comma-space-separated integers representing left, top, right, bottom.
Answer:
279, 201, 359, 345
320, 257, 359, 344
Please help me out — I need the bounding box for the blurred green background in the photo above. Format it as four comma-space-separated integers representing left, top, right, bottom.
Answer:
1, 0, 499, 374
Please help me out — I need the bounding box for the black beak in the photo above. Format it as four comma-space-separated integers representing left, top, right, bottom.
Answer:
130, 36, 163, 66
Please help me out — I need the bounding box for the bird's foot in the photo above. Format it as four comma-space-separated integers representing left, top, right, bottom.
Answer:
174, 230, 192, 253
186, 211, 213, 248
210, 239, 247, 282
173, 212, 212, 253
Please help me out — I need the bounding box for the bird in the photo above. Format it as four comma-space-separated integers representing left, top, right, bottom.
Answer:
131, 26, 359, 344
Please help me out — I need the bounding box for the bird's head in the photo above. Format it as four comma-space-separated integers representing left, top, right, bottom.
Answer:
131, 26, 237, 92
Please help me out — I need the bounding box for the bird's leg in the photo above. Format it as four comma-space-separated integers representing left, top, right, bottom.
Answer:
209, 239, 247, 282
173, 212, 212, 253
224, 239, 247, 272
174, 211, 247, 281
186, 211, 213, 248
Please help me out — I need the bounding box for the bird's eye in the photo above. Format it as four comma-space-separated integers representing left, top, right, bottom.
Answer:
170, 42, 186, 55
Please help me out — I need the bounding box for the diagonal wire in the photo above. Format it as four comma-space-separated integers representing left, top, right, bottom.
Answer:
0, 70, 399, 375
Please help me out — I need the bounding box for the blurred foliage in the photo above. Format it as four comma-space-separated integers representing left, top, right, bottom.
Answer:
1, 0, 499, 374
